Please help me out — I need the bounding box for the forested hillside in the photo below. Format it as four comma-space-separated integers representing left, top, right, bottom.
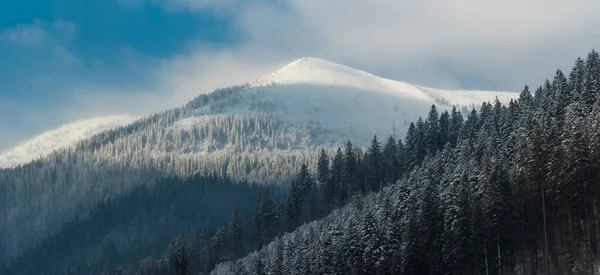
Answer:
208, 51, 600, 274
1, 175, 278, 275
0, 57, 513, 267
0, 85, 323, 263
2, 50, 597, 274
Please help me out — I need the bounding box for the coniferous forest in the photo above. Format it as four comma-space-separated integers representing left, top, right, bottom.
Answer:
2, 50, 600, 275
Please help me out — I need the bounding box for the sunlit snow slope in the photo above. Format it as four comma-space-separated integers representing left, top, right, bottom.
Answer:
180, 57, 517, 145
2, 58, 517, 167
0, 115, 138, 168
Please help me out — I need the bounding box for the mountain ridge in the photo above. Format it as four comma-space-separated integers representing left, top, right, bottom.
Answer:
0, 57, 518, 266
0, 58, 517, 168
0, 115, 138, 168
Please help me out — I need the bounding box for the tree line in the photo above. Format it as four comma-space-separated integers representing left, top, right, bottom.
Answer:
4, 49, 599, 275
212, 50, 600, 275
124, 102, 467, 275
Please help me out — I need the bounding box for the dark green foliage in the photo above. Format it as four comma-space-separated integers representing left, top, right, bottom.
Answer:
11, 49, 600, 275
4, 176, 269, 275
213, 50, 600, 275
382, 135, 399, 185
365, 135, 383, 192
226, 205, 243, 261
343, 141, 362, 196
331, 147, 347, 207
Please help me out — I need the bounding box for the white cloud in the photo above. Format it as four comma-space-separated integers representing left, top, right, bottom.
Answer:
127, 0, 600, 90
52, 20, 79, 42
0, 127, 19, 152
119, 0, 241, 11
0, 98, 59, 151
5, 0, 600, 148
62, 50, 273, 119
0, 20, 46, 46
0, 19, 79, 47
227, 0, 600, 89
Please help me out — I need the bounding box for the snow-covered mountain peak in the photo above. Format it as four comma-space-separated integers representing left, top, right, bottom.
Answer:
250, 57, 434, 102
1, 58, 519, 167
275, 57, 355, 74
193, 58, 519, 145
0, 115, 138, 168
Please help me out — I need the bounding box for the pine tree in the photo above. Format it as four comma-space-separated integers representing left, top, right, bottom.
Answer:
552, 69, 570, 121
415, 117, 427, 165
317, 149, 330, 186
317, 149, 334, 212
366, 135, 383, 192
286, 164, 313, 229
260, 190, 277, 246
439, 111, 450, 149
330, 147, 346, 207
361, 211, 384, 274
581, 50, 600, 111
448, 106, 464, 148
405, 123, 418, 170
197, 226, 211, 274
382, 136, 399, 185
226, 205, 243, 260
343, 141, 362, 196
518, 85, 534, 114
165, 236, 195, 275
252, 193, 264, 250
396, 138, 407, 179
425, 105, 440, 154
250, 253, 266, 275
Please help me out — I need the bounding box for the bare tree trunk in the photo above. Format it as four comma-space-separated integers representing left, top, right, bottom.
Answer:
593, 198, 599, 255
552, 213, 562, 273
520, 236, 526, 275
484, 237, 490, 275
585, 208, 594, 274
532, 240, 538, 275
542, 182, 549, 273
569, 204, 576, 270
498, 232, 502, 275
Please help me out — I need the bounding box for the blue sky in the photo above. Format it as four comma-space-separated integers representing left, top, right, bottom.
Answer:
1, 0, 600, 150
0, 0, 236, 101
0, 0, 247, 148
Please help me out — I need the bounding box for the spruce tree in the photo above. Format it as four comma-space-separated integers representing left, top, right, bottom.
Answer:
343, 141, 361, 196
448, 106, 464, 148
366, 135, 383, 192
396, 138, 407, 179
405, 123, 418, 169
317, 149, 334, 212
439, 111, 450, 149
259, 190, 277, 245
425, 105, 440, 154
226, 205, 243, 260
330, 147, 346, 207
581, 50, 600, 111
382, 136, 399, 185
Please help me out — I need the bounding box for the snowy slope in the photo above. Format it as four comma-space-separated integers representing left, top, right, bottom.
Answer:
0, 115, 138, 168
420, 86, 516, 108
0, 58, 519, 264
179, 57, 517, 145
1, 58, 517, 167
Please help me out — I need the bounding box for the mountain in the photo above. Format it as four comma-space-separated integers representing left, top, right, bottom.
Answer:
0, 57, 517, 266
210, 51, 600, 275
0, 115, 138, 168
1, 58, 515, 168
204, 57, 515, 144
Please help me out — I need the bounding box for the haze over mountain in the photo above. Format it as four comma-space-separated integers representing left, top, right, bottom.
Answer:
0, 58, 516, 168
